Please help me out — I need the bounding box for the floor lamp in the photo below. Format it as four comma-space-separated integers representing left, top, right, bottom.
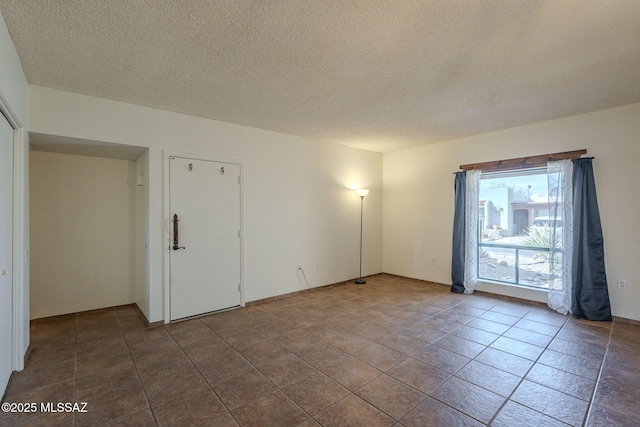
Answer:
355, 188, 369, 284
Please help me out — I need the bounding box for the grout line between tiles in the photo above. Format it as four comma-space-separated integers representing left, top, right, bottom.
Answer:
581, 319, 615, 426
484, 312, 569, 426
111, 312, 158, 427
167, 321, 239, 424
10, 279, 635, 426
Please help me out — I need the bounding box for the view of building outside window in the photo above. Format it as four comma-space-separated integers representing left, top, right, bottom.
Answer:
478, 168, 555, 289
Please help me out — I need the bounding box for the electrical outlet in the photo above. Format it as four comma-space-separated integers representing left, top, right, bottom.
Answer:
297, 263, 303, 271
316, 261, 320, 269
431, 258, 436, 265
618, 279, 627, 290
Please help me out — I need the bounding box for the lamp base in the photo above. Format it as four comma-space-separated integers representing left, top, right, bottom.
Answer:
355, 279, 366, 285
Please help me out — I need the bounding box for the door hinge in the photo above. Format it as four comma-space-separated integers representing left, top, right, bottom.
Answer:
237, 176, 240, 184
237, 230, 240, 238
237, 284, 241, 292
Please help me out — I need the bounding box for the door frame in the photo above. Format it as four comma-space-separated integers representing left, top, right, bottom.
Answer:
0, 90, 27, 373
163, 150, 244, 324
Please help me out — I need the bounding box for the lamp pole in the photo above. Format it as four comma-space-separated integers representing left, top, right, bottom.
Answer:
355, 189, 369, 284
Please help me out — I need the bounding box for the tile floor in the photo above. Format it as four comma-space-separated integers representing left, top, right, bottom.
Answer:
1, 274, 639, 426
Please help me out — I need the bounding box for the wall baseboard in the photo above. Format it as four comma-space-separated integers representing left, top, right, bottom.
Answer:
26, 274, 640, 328
1, 343, 30, 399
132, 302, 163, 328
385, 273, 640, 324
612, 315, 640, 326
245, 276, 374, 307
22, 344, 31, 367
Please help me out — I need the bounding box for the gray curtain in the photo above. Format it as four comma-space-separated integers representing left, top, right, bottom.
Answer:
451, 171, 466, 293
571, 158, 612, 321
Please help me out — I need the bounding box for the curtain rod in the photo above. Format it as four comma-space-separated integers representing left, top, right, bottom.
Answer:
452, 156, 595, 174
453, 149, 588, 174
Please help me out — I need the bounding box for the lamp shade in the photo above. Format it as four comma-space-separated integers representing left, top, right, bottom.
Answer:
355, 188, 369, 197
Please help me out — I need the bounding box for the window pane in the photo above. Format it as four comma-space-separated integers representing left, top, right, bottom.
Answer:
479, 246, 516, 283
477, 168, 555, 289
518, 249, 550, 289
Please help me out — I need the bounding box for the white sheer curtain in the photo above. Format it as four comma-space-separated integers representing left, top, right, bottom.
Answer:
463, 170, 481, 294
547, 160, 573, 314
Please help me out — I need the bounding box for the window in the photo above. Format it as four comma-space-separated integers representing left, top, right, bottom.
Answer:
477, 168, 554, 289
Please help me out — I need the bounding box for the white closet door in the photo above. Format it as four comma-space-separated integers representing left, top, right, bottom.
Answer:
0, 114, 13, 393
169, 157, 241, 321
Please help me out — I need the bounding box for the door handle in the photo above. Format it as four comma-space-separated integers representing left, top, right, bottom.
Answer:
172, 214, 186, 250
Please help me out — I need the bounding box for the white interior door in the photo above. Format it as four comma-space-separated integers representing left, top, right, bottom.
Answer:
169, 157, 241, 321
0, 114, 13, 392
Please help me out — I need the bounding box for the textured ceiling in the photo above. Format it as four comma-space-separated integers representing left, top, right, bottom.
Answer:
2, 1, 640, 153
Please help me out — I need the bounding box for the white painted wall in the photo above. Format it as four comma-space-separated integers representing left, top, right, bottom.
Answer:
384, 103, 640, 321
28, 86, 383, 323
135, 150, 150, 320
0, 9, 29, 371
29, 151, 137, 319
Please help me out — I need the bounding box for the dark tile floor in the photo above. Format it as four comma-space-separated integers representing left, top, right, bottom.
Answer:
2, 274, 639, 426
